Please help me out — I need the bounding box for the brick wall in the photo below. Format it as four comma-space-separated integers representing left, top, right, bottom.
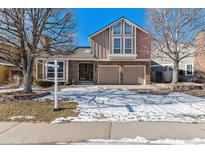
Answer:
194, 32, 205, 78
68, 60, 150, 85
136, 29, 152, 59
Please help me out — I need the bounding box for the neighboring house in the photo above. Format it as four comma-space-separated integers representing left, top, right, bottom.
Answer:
151, 31, 205, 83
0, 59, 21, 84
0, 42, 22, 85
0, 36, 49, 85
35, 17, 152, 85
151, 46, 195, 83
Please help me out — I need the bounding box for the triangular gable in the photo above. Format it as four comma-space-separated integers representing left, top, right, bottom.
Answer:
89, 16, 151, 38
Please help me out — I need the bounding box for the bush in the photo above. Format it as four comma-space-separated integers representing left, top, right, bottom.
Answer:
33, 80, 54, 87
190, 76, 205, 83
64, 81, 72, 86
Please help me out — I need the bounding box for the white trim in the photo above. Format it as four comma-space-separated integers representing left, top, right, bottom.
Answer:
109, 54, 137, 61
42, 60, 45, 79
108, 59, 150, 61
36, 58, 150, 62
35, 61, 38, 80
108, 27, 111, 56
112, 21, 122, 35
123, 22, 133, 35
123, 65, 146, 84
89, 17, 150, 38
123, 37, 134, 54
134, 27, 137, 55
151, 63, 173, 67
64, 60, 68, 81
185, 63, 194, 76
98, 65, 121, 84
66, 60, 68, 81
0, 63, 14, 66
112, 37, 122, 54
45, 60, 65, 80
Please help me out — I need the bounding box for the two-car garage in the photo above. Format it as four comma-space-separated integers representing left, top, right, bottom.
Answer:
98, 65, 146, 85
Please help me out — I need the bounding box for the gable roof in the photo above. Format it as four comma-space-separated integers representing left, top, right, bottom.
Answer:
89, 16, 151, 38
0, 59, 14, 66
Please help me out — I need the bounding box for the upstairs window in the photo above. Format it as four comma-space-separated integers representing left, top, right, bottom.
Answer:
185, 64, 194, 76
124, 38, 132, 54
113, 23, 121, 35
124, 23, 132, 35
46, 61, 64, 79
113, 38, 121, 54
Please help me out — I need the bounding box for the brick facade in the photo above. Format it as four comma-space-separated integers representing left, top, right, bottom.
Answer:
194, 32, 205, 78
66, 60, 150, 84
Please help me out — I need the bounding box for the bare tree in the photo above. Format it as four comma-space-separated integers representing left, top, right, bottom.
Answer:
0, 9, 76, 93
146, 8, 205, 83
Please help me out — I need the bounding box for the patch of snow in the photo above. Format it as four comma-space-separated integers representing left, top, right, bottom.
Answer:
40, 86, 205, 123
0, 86, 22, 94
51, 117, 76, 123
73, 136, 205, 145
9, 115, 34, 121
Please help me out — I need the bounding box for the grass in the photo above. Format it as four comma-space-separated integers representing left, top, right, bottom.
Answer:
0, 100, 79, 122
182, 90, 205, 99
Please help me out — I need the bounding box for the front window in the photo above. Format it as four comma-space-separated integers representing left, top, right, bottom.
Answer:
113, 38, 121, 54
186, 64, 193, 76
46, 61, 64, 79
124, 38, 132, 54
124, 23, 132, 34
113, 23, 121, 35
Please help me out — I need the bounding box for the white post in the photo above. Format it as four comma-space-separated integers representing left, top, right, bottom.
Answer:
54, 60, 58, 111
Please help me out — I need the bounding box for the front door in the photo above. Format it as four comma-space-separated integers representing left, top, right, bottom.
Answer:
79, 63, 93, 81
155, 71, 163, 83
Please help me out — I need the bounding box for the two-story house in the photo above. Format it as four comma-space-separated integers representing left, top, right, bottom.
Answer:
35, 17, 152, 85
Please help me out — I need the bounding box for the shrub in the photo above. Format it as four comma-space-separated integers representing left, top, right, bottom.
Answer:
190, 76, 205, 83
64, 81, 72, 86
33, 80, 54, 87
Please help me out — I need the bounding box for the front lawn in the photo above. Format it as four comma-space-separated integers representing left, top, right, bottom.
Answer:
182, 90, 205, 99
0, 100, 78, 122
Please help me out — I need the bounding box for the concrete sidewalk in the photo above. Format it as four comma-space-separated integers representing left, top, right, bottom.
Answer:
1, 121, 205, 144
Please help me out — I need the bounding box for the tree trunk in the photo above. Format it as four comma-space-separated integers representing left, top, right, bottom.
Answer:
22, 61, 33, 93
172, 61, 179, 84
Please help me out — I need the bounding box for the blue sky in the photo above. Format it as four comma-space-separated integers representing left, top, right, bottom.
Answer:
73, 8, 146, 46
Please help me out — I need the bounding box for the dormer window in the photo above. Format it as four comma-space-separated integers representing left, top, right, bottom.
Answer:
113, 22, 121, 35
124, 23, 132, 35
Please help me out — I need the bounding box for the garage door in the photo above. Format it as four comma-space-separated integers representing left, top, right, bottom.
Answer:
98, 65, 120, 84
123, 65, 145, 85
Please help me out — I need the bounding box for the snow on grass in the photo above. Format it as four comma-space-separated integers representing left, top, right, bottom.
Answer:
72, 136, 205, 145
40, 86, 205, 123
9, 115, 34, 121
0, 86, 22, 93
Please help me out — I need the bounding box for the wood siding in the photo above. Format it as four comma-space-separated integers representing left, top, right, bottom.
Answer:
90, 19, 152, 60
92, 28, 109, 59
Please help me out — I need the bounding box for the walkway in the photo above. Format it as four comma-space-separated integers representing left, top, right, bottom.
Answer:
0, 121, 205, 144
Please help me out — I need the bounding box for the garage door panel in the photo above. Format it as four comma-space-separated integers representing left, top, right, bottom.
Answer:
123, 66, 145, 85
98, 65, 120, 84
